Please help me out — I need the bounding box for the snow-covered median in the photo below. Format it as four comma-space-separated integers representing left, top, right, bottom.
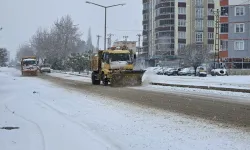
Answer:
144, 67, 250, 90
1, 67, 250, 149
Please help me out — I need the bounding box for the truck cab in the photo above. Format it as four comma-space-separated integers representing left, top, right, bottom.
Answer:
21, 56, 39, 76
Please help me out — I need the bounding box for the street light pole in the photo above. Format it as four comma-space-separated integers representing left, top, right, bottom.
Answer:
104, 8, 107, 50
86, 1, 125, 50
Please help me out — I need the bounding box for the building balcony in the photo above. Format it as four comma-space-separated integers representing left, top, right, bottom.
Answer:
142, 20, 149, 25
155, 14, 174, 20
142, 10, 148, 14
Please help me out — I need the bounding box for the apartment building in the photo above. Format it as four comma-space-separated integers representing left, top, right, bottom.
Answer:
142, 0, 218, 59
219, 0, 250, 68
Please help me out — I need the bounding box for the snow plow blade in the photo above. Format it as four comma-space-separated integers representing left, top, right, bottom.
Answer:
110, 70, 145, 87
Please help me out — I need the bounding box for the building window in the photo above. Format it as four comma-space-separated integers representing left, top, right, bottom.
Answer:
234, 41, 244, 50
196, 0, 203, 6
178, 7, 186, 14
235, 6, 245, 16
220, 40, 228, 51
195, 8, 204, 18
195, 20, 203, 30
221, 7, 228, 16
207, 20, 214, 27
208, 32, 214, 39
143, 24, 148, 30
143, 14, 149, 20
178, 19, 186, 27
220, 23, 228, 33
208, 0, 214, 3
143, 3, 149, 10
157, 19, 174, 27
196, 32, 203, 42
158, 31, 172, 38
178, 44, 186, 49
159, 7, 167, 14
235, 23, 245, 33
208, 44, 214, 51
178, 32, 186, 39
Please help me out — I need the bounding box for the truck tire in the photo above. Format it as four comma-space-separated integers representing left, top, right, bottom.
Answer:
103, 79, 108, 86
91, 72, 100, 85
101, 73, 109, 86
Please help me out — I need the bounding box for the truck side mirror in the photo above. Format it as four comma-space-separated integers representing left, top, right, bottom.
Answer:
134, 54, 136, 60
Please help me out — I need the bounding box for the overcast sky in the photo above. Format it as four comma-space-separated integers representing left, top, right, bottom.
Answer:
0, 0, 142, 59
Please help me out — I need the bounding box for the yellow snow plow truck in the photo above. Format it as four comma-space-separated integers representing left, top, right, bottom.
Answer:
21, 56, 38, 76
91, 46, 145, 87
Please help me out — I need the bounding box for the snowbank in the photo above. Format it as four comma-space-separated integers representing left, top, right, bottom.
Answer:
143, 67, 250, 90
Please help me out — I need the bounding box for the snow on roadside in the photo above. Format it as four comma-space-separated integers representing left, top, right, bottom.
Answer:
1, 68, 250, 150
49, 72, 91, 83
144, 67, 250, 90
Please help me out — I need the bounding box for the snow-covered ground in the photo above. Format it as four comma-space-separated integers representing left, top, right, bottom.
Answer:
49, 72, 91, 82
144, 67, 250, 90
1, 67, 250, 150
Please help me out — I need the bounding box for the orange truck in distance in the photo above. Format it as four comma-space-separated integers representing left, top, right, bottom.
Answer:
21, 56, 39, 76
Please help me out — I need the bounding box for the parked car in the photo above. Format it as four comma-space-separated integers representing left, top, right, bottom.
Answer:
211, 68, 228, 76
156, 68, 164, 75
196, 66, 207, 77
40, 64, 51, 73
156, 67, 170, 75
165, 68, 182, 76
178, 67, 195, 76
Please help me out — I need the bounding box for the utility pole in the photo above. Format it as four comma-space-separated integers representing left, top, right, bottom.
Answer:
137, 34, 142, 55
137, 34, 142, 47
123, 36, 128, 47
214, 9, 220, 69
96, 35, 101, 51
107, 33, 114, 48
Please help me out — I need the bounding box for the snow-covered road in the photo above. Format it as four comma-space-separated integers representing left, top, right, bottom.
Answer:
1, 67, 250, 150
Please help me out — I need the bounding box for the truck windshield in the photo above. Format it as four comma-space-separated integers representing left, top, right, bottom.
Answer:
23, 61, 36, 66
110, 53, 130, 62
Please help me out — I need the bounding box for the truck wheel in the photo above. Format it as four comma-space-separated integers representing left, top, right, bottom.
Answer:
103, 78, 108, 86
91, 72, 100, 85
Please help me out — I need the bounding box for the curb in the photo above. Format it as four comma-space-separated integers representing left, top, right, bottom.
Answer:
150, 82, 250, 93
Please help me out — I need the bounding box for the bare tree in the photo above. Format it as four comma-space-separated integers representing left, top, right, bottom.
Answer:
16, 44, 35, 61
28, 15, 82, 69
178, 43, 210, 75
0, 48, 8, 66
